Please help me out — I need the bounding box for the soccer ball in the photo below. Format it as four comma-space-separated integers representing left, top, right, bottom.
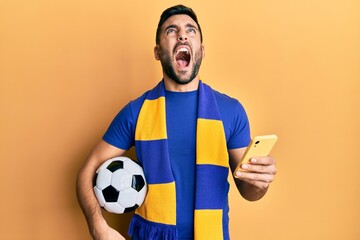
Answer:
93, 156, 147, 214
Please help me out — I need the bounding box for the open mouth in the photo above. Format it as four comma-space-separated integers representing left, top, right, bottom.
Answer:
175, 47, 191, 68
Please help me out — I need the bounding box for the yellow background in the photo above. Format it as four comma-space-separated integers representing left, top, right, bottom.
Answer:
1, 0, 359, 239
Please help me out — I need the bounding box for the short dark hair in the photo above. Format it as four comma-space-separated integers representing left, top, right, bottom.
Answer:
155, 5, 203, 44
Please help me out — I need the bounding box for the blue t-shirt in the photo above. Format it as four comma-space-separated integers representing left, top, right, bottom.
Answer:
103, 87, 250, 240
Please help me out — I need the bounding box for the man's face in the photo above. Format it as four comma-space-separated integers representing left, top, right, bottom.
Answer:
155, 14, 204, 85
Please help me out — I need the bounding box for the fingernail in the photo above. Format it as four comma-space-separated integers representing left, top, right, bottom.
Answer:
250, 158, 257, 163
242, 164, 249, 170
236, 171, 242, 177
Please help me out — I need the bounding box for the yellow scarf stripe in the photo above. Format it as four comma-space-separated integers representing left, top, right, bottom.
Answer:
196, 118, 228, 167
135, 182, 176, 225
135, 97, 167, 141
194, 209, 223, 239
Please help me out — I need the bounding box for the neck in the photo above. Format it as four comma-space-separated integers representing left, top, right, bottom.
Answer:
163, 75, 200, 92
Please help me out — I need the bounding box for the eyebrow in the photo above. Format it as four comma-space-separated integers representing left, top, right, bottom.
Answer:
164, 24, 177, 31
164, 23, 199, 32
185, 23, 198, 30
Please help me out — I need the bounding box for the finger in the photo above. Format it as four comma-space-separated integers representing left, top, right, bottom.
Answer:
236, 171, 275, 184
250, 156, 276, 166
241, 163, 277, 175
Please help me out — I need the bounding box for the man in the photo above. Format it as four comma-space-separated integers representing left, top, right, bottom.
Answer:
76, 5, 277, 240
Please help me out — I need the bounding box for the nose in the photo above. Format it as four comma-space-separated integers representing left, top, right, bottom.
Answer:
178, 31, 188, 42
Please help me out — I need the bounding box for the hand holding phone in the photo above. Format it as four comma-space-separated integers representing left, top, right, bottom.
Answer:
233, 134, 278, 177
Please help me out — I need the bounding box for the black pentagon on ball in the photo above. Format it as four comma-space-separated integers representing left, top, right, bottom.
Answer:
102, 185, 119, 202
132, 175, 145, 192
107, 160, 124, 172
124, 204, 139, 213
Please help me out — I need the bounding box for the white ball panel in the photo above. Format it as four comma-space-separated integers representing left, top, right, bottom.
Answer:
96, 169, 112, 190
123, 159, 143, 175
94, 187, 106, 207
111, 170, 132, 191
118, 188, 138, 208
104, 202, 125, 214
135, 185, 147, 206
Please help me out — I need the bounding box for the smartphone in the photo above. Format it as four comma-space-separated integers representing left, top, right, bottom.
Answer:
233, 134, 278, 177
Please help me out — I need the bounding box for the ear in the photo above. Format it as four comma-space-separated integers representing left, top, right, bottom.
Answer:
154, 45, 160, 60
201, 44, 205, 58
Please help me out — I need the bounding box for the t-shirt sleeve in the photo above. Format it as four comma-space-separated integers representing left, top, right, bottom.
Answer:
102, 102, 136, 150
227, 100, 251, 149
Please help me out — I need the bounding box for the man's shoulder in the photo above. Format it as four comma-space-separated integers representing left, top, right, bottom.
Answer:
212, 89, 242, 108
209, 87, 248, 121
129, 91, 149, 106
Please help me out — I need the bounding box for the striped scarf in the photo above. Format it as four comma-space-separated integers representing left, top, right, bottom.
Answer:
128, 80, 229, 240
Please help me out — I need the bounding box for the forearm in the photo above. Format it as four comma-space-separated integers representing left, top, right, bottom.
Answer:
76, 140, 127, 239
76, 162, 107, 237
76, 166, 105, 236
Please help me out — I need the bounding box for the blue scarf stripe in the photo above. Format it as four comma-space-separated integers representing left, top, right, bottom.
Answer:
146, 81, 166, 100
129, 214, 178, 239
135, 139, 174, 184
194, 164, 229, 209
197, 82, 222, 120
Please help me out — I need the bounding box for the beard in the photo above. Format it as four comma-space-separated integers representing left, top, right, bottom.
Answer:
159, 46, 203, 85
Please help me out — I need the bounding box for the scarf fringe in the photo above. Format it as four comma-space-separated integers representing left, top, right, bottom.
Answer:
128, 214, 178, 240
